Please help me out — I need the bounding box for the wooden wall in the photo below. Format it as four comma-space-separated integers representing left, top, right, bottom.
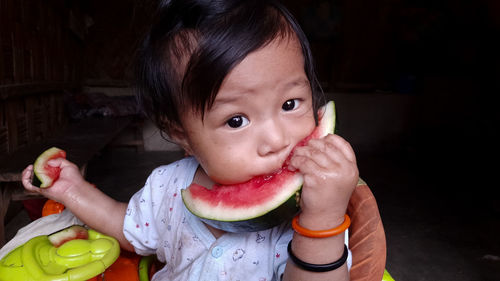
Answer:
83, 0, 157, 86
0, 0, 85, 155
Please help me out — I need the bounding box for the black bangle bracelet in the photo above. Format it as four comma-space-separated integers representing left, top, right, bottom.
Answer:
287, 240, 348, 272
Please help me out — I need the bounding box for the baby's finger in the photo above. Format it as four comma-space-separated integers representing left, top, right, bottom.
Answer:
22, 165, 33, 182
316, 134, 356, 164
289, 153, 330, 178
23, 164, 33, 175
46, 157, 64, 167
22, 165, 38, 191
291, 145, 332, 169
47, 157, 78, 170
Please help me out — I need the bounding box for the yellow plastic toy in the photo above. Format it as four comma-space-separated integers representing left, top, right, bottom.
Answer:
0, 227, 120, 281
382, 269, 395, 281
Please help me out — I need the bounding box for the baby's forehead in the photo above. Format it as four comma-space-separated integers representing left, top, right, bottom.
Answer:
220, 36, 305, 82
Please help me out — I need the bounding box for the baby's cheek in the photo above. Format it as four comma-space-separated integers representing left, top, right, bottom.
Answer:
206, 157, 254, 185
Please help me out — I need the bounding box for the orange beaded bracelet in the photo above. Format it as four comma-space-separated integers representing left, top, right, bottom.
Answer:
292, 214, 351, 238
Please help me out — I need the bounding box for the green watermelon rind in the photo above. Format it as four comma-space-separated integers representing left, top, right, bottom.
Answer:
198, 188, 302, 232
32, 147, 65, 188
317, 100, 335, 136
182, 101, 336, 232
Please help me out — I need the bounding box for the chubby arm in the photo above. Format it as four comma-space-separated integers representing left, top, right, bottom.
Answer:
22, 159, 134, 251
283, 134, 358, 281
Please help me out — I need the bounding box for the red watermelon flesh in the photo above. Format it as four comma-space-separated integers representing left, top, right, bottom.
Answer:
182, 101, 336, 232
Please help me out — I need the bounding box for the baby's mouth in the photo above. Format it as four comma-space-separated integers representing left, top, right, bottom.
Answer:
262, 150, 296, 179
255, 135, 309, 181
262, 137, 306, 178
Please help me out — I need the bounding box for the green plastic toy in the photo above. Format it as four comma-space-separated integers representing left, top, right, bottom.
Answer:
0, 227, 120, 281
138, 255, 156, 281
382, 269, 396, 281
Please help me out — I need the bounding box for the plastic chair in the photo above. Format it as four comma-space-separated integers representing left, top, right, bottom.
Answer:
348, 180, 388, 281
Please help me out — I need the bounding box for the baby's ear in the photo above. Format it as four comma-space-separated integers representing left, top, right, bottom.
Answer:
169, 125, 194, 155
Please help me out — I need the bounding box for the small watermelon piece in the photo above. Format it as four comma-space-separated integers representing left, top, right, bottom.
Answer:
48, 225, 89, 247
182, 101, 336, 232
32, 147, 66, 188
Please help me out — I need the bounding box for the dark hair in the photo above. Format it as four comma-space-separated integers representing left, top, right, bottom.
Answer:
135, 0, 324, 135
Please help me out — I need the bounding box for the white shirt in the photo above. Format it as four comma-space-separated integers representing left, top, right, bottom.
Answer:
123, 157, 350, 281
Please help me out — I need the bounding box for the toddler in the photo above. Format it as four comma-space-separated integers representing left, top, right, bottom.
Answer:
22, 0, 359, 280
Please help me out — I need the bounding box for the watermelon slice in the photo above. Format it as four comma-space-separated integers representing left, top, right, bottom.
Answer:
32, 147, 66, 188
182, 101, 336, 232
48, 225, 89, 247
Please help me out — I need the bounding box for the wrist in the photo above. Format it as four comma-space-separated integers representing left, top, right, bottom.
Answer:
289, 223, 347, 266
297, 212, 346, 231
60, 181, 94, 206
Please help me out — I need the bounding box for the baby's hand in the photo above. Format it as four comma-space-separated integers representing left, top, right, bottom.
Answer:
22, 158, 88, 204
288, 134, 358, 227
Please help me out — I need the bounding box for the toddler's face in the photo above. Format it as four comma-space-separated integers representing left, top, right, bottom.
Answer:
179, 36, 316, 185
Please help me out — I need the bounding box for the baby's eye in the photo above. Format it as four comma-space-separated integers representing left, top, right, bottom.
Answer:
226, 115, 249, 128
282, 99, 300, 111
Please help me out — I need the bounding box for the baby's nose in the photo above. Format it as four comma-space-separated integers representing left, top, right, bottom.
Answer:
257, 119, 289, 156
